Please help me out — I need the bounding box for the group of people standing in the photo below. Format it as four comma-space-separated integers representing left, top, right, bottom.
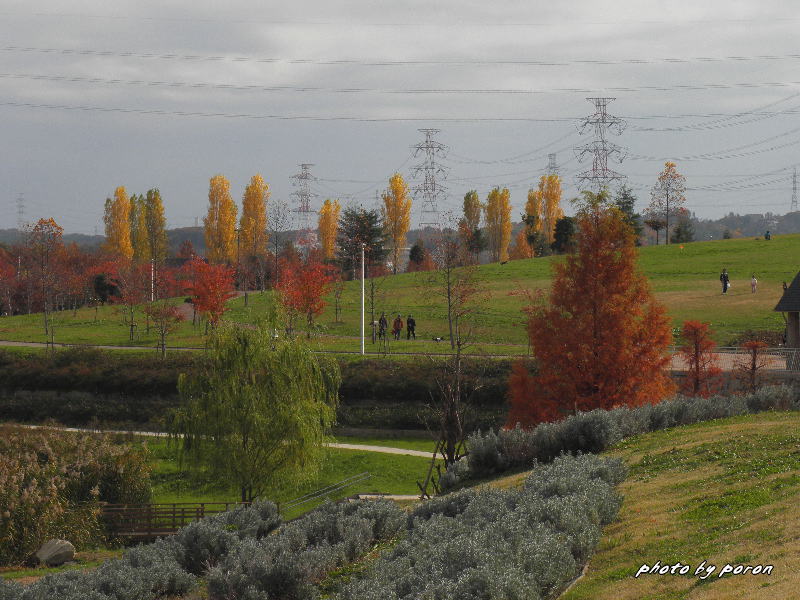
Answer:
719, 269, 760, 294
378, 312, 416, 340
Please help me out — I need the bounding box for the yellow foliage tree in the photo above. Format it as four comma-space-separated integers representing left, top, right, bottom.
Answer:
509, 228, 533, 260
144, 188, 168, 263
318, 198, 341, 260
239, 175, 269, 258
103, 186, 133, 260
130, 194, 150, 263
484, 187, 512, 262
462, 190, 482, 231
541, 174, 563, 244
381, 173, 412, 274
204, 175, 238, 264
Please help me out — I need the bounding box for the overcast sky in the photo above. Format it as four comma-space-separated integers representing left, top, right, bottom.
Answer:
2, 1, 799, 234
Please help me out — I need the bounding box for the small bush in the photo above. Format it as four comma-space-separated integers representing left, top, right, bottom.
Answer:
207, 499, 406, 600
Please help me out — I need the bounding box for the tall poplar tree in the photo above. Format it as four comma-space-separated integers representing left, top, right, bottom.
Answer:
144, 188, 168, 263
459, 190, 484, 264
381, 173, 412, 274
130, 194, 150, 263
317, 198, 341, 260
103, 186, 133, 260
484, 187, 512, 262
239, 175, 269, 259
204, 175, 238, 263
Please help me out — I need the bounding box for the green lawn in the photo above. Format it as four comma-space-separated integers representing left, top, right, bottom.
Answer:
0, 234, 796, 348
144, 438, 433, 520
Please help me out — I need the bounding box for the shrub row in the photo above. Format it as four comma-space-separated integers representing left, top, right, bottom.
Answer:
441, 384, 800, 489
0, 425, 151, 565
0, 348, 519, 407
335, 454, 626, 600
0, 499, 406, 600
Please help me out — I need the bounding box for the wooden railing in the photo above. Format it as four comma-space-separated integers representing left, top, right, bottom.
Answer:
101, 501, 250, 540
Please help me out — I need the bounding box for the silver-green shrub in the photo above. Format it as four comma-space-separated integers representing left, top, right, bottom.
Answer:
206, 499, 406, 600
443, 385, 798, 486
335, 454, 625, 600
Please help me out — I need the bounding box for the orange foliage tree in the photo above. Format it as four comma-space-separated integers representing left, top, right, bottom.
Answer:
506, 190, 674, 428
277, 255, 334, 336
678, 320, 722, 397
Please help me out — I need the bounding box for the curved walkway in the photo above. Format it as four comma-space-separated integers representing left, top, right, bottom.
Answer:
17, 424, 432, 458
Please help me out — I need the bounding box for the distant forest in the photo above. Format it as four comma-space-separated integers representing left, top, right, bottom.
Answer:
1, 210, 799, 256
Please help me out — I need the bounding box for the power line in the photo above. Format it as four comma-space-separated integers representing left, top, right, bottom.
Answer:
7, 98, 800, 125
3, 13, 800, 26
7, 44, 800, 67
10, 71, 800, 96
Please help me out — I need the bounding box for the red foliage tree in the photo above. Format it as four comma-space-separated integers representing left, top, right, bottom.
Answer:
678, 320, 722, 397
187, 257, 235, 327
105, 259, 151, 340
277, 255, 334, 336
507, 191, 675, 429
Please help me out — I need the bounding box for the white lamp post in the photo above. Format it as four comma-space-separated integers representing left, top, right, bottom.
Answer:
360, 243, 366, 355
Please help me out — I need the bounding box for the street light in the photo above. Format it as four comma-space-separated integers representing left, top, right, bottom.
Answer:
361, 243, 366, 355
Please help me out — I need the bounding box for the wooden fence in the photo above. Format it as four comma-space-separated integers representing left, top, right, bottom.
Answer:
101, 501, 250, 540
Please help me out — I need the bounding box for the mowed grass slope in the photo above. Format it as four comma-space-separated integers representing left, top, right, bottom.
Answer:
231, 234, 799, 345
0, 234, 796, 347
562, 410, 800, 600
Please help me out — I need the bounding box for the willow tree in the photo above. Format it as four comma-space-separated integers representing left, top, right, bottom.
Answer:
172, 319, 340, 503
381, 173, 412, 274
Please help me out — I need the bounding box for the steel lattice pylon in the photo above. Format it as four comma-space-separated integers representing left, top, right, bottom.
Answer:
411, 129, 448, 230
575, 98, 628, 192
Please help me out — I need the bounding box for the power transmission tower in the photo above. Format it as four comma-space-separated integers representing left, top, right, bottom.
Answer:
546, 153, 559, 176
411, 129, 448, 230
791, 167, 798, 212
16, 193, 25, 230
291, 163, 318, 249
575, 97, 627, 191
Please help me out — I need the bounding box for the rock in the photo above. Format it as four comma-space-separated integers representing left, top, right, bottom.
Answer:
35, 539, 75, 566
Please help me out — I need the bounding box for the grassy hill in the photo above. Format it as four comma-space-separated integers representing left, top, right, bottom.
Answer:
560, 410, 800, 600
231, 233, 800, 346
0, 234, 797, 349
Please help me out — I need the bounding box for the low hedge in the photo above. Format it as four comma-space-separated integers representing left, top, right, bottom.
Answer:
0, 349, 521, 431
335, 454, 626, 600
441, 384, 800, 489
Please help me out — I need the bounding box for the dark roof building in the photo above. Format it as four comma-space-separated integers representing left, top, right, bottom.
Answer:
775, 271, 800, 350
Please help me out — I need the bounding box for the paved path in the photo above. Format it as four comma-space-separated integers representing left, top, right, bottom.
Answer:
18, 424, 433, 458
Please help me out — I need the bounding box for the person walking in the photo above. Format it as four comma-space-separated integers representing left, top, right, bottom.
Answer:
392, 314, 403, 341
751, 274, 758, 294
406, 314, 416, 340
378, 312, 388, 340
720, 268, 730, 294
